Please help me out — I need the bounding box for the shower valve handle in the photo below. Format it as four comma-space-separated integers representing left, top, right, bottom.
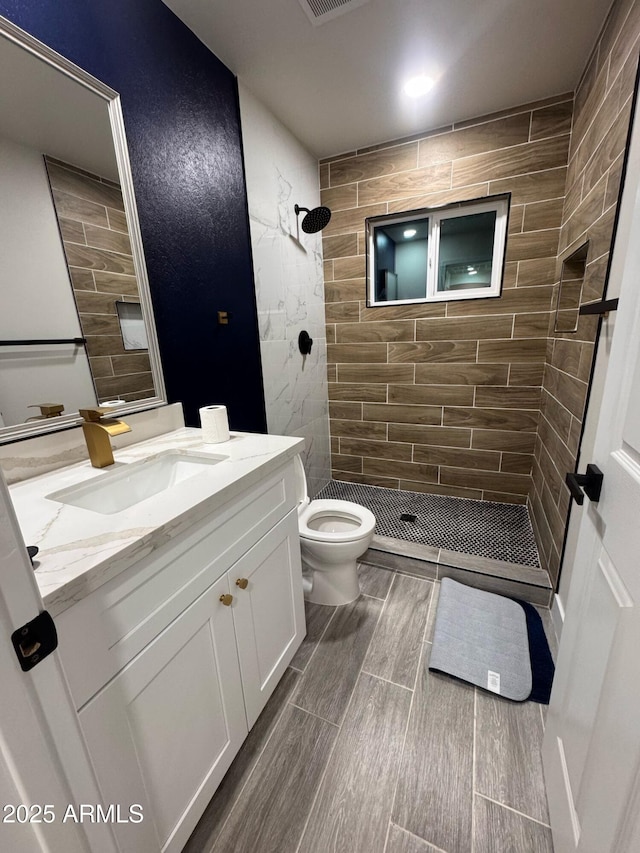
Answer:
299, 330, 313, 355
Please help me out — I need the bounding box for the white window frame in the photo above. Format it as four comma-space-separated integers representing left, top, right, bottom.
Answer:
366, 194, 510, 306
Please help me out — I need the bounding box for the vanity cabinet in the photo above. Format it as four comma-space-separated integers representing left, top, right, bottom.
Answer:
78, 571, 246, 853
230, 513, 305, 728
54, 460, 305, 853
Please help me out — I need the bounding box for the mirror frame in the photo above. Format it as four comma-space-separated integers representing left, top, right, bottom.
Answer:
0, 15, 166, 444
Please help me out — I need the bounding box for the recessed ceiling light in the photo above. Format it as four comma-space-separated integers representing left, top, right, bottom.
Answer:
403, 74, 435, 98
468, 270, 478, 275
404, 228, 417, 238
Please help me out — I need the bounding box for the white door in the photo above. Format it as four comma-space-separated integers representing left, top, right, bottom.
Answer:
0, 473, 119, 853
542, 100, 640, 851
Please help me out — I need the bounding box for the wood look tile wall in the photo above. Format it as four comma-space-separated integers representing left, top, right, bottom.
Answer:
320, 0, 640, 586
530, 0, 640, 585
321, 95, 573, 505
45, 158, 154, 404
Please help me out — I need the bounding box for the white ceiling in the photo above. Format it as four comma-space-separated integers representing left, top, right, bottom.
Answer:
163, 0, 614, 159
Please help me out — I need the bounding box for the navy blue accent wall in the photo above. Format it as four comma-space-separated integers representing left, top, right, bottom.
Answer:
0, 0, 267, 432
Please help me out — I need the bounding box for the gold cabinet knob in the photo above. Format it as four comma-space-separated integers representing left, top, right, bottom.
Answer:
235, 578, 248, 589
219, 593, 233, 606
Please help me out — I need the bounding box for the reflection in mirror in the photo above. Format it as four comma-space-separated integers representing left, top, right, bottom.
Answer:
115, 302, 148, 351
0, 18, 165, 442
366, 195, 510, 307
555, 242, 589, 333
44, 156, 153, 397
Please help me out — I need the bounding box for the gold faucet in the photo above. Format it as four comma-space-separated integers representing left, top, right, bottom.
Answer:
79, 407, 131, 468
25, 403, 65, 421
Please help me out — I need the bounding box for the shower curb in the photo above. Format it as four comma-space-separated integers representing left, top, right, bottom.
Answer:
363, 535, 553, 607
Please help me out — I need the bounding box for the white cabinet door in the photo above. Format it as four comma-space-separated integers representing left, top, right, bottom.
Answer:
79, 572, 247, 853
230, 510, 305, 728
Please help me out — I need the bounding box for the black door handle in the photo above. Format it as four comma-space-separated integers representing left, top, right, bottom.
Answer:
565, 464, 604, 505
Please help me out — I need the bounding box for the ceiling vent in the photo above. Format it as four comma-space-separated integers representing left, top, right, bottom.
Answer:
298, 0, 370, 27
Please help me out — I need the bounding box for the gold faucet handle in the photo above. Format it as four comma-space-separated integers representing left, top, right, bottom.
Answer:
28, 403, 64, 418
79, 406, 131, 436
79, 406, 111, 422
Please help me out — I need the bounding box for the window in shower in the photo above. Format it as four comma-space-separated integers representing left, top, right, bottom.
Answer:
366, 193, 510, 306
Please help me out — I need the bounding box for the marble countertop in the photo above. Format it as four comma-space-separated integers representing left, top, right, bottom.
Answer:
9, 428, 304, 616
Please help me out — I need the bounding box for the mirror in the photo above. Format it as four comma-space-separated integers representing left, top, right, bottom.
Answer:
0, 17, 165, 443
366, 194, 510, 306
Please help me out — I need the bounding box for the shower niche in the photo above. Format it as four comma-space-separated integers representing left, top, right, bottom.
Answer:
554, 242, 589, 333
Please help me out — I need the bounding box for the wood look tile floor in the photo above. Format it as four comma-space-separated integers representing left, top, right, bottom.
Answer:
184, 563, 555, 853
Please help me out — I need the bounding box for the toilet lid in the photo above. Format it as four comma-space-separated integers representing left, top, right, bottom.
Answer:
293, 454, 310, 510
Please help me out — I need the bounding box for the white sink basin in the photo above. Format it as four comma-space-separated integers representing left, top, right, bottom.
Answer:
47, 450, 228, 515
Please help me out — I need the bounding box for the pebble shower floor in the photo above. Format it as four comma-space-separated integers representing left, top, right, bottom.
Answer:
316, 480, 541, 567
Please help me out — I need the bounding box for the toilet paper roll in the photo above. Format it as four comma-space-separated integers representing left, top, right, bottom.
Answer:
199, 405, 230, 444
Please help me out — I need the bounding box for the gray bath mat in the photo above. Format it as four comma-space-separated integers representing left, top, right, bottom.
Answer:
429, 578, 532, 700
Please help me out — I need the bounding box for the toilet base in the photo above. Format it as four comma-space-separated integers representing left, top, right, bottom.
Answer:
302, 557, 360, 606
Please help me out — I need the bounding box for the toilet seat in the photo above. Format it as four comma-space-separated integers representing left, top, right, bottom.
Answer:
298, 499, 376, 543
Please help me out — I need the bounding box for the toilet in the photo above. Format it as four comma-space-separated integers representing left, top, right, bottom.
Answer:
294, 455, 376, 606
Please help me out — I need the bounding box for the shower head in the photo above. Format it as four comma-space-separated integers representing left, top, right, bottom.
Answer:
294, 204, 332, 234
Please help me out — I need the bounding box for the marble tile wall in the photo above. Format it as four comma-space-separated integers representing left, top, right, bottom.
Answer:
529, 0, 640, 586
238, 85, 330, 496
44, 157, 154, 404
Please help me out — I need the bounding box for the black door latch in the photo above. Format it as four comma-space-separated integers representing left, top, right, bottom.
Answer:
565, 464, 604, 505
11, 611, 58, 672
